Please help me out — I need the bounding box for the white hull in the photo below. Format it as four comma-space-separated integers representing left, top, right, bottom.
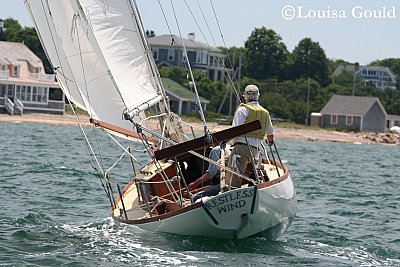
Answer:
114, 173, 296, 240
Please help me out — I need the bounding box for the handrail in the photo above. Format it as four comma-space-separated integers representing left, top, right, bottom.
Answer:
4, 96, 14, 115
28, 72, 56, 82
14, 98, 24, 115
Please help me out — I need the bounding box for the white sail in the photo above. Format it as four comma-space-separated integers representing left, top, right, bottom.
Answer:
24, 0, 165, 131
24, 0, 87, 111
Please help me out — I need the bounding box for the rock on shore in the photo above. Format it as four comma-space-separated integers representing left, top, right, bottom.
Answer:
359, 132, 400, 145
0, 113, 398, 146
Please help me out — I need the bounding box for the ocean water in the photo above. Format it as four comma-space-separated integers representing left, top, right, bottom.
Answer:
0, 121, 399, 266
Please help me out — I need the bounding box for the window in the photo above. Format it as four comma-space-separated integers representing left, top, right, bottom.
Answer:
0, 84, 6, 97
16, 85, 47, 103
167, 49, 175, 61
331, 115, 338, 124
191, 102, 197, 112
181, 51, 187, 63
152, 48, 159, 60
196, 51, 208, 64
34, 67, 41, 73
169, 100, 175, 109
7, 85, 13, 96
35, 87, 48, 103
12, 66, 20, 77
49, 88, 63, 101
346, 116, 353, 125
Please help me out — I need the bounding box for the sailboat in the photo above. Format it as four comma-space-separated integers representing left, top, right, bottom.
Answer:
24, 0, 296, 239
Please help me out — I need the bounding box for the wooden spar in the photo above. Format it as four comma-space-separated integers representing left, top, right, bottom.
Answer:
154, 120, 262, 160
90, 118, 157, 143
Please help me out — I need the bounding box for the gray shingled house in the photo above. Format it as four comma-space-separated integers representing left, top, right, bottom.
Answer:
387, 114, 400, 128
161, 78, 209, 115
320, 95, 388, 132
148, 33, 232, 82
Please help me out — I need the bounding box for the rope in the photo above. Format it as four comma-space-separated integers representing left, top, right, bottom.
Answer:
105, 150, 128, 174
103, 130, 143, 166
207, 0, 242, 103
170, 0, 209, 140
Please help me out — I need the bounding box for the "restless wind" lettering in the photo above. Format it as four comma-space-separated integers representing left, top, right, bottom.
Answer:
205, 188, 254, 214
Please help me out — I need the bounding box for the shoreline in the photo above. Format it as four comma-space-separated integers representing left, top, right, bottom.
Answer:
1, 113, 398, 146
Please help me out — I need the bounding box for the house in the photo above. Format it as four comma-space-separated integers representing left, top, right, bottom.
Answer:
387, 114, 400, 128
320, 95, 388, 132
161, 78, 209, 115
0, 41, 64, 115
148, 33, 232, 82
333, 63, 397, 90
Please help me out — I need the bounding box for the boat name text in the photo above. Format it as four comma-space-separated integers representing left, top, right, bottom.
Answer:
205, 188, 254, 214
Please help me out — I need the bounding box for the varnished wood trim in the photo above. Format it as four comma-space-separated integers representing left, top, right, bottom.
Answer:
154, 120, 262, 160
90, 118, 157, 143
257, 161, 289, 190
113, 201, 202, 224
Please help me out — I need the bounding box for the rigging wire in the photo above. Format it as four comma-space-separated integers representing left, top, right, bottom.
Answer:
72, 15, 107, 176
170, 0, 210, 142
103, 130, 143, 166
183, 0, 243, 109
30, 1, 104, 175
205, 0, 243, 103
157, 0, 174, 38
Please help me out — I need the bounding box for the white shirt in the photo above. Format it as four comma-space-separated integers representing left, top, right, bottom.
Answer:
230, 101, 274, 147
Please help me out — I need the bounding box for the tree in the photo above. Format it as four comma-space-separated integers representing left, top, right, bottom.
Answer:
290, 38, 330, 86
244, 27, 288, 80
219, 46, 246, 71
159, 66, 226, 113
3, 18, 52, 73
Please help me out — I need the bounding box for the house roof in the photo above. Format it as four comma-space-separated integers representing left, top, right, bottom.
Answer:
161, 78, 209, 103
388, 114, 400, 121
148, 34, 218, 52
0, 41, 42, 67
332, 63, 357, 76
356, 65, 397, 81
320, 95, 388, 117
333, 64, 397, 83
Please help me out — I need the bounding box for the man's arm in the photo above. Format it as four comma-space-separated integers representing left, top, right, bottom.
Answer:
232, 106, 248, 127
188, 172, 211, 190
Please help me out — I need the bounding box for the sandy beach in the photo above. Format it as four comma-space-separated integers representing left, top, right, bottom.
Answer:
0, 113, 397, 145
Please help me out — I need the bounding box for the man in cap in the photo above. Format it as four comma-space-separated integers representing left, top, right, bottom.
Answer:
225, 84, 274, 189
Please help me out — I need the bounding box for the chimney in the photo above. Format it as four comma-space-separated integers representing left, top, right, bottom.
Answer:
188, 32, 195, 41
354, 62, 360, 71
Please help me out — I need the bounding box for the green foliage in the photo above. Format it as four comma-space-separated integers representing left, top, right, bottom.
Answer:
4, 18, 400, 124
219, 46, 246, 70
290, 38, 330, 86
2, 18, 52, 73
159, 66, 227, 113
244, 27, 288, 80
159, 67, 189, 86
370, 58, 400, 89
65, 105, 88, 116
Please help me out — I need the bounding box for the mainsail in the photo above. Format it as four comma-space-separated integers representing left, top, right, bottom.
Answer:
25, 0, 166, 132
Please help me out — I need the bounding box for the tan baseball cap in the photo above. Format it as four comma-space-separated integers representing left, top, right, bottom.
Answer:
243, 84, 260, 99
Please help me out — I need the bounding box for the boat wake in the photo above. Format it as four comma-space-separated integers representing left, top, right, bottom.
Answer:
287, 239, 400, 266
59, 218, 201, 265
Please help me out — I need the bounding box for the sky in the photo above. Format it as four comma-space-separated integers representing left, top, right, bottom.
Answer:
2, 0, 399, 65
